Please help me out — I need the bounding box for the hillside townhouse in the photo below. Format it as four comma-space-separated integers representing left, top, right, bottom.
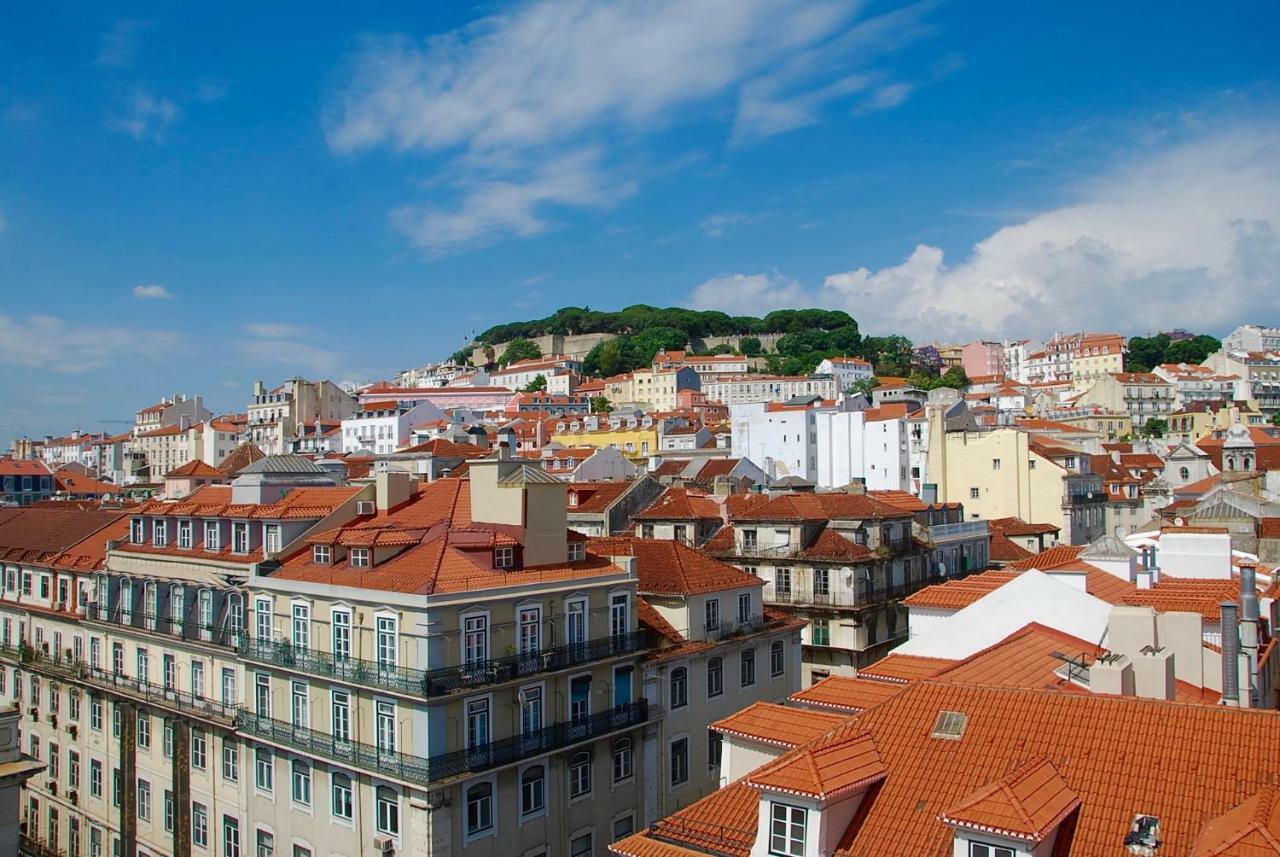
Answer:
1152, 361, 1240, 408
1223, 323, 1280, 353
649, 458, 769, 493
1000, 338, 1037, 383
926, 416, 1106, 544
632, 488, 724, 546
811, 358, 872, 391
1077, 371, 1176, 428
550, 414, 660, 462
604, 368, 700, 413
732, 399, 913, 491
1069, 332, 1126, 391
247, 379, 357, 455
359, 385, 517, 416
564, 478, 664, 538
92, 434, 134, 486
652, 351, 749, 379
40, 432, 108, 472
133, 396, 213, 440
705, 491, 950, 682
1053, 407, 1132, 441
0, 459, 55, 506
341, 400, 446, 456
1203, 348, 1280, 413
131, 418, 243, 480
657, 424, 712, 453
394, 363, 476, 389
700, 375, 838, 407
489, 355, 583, 392
958, 341, 1006, 380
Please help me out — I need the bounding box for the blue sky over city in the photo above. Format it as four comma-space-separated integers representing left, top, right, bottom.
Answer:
1, 1, 1278, 443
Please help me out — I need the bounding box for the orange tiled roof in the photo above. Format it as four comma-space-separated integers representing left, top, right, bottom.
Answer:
732, 492, 911, 523
165, 460, 224, 479
802, 528, 875, 561
590, 536, 763, 596
1009, 544, 1087, 570
940, 756, 1081, 844
711, 702, 847, 748
0, 507, 129, 565
789, 676, 907, 712
990, 533, 1034, 562
1190, 785, 1280, 856
633, 488, 722, 521
566, 481, 634, 514
616, 681, 1280, 857
858, 652, 957, 683
746, 727, 887, 800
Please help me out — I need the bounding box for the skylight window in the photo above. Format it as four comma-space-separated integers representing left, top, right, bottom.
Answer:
931, 710, 968, 740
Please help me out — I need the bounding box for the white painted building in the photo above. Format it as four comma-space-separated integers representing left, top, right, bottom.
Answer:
340, 399, 445, 455
813, 357, 873, 391
703, 375, 838, 406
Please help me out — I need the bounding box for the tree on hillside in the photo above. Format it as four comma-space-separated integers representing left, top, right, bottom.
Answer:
583, 338, 635, 378
849, 377, 880, 398
1140, 417, 1169, 439
500, 338, 542, 365
739, 337, 763, 357
521, 375, 547, 393
591, 395, 613, 414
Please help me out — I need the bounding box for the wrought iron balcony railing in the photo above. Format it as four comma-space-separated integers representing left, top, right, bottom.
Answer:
236, 699, 649, 787
86, 602, 242, 649
238, 631, 648, 698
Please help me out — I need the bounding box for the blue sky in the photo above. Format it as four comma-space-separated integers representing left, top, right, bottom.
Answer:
2, 1, 1279, 445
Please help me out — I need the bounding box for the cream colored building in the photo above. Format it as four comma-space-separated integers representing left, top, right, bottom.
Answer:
247, 378, 357, 455
1070, 333, 1126, 391
1077, 372, 1176, 429
604, 368, 700, 412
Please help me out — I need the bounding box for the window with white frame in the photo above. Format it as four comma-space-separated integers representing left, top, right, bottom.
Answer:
254, 747, 273, 792
331, 772, 353, 820
568, 541, 586, 562
232, 523, 250, 553
669, 667, 688, 709
291, 604, 309, 648
376, 787, 399, 836
769, 804, 807, 857
569, 751, 592, 798
178, 520, 192, 549
969, 844, 1015, 857
612, 738, 633, 782
332, 610, 351, 661
312, 545, 330, 565
737, 592, 752, 624
291, 759, 311, 806
518, 607, 540, 654
463, 615, 487, 665
376, 701, 396, 755
494, 546, 514, 569
465, 782, 493, 836
521, 765, 545, 816
205, 521, 220, 551
263, 525, 281, 555
349, 548, 369, 568
131, 519, 145, 544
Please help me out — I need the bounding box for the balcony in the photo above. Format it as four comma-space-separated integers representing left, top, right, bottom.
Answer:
702, 615, 773, 641
929, 520, 990, 542
80, 665, 238, 725
764, 583, 904, 609
86, 603, 242, 649
239, 631, 648, 698
19, 835, 60, 857
237, 699, 649, 787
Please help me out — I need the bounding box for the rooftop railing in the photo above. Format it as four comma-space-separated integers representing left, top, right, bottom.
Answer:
239, 630, 649, 698
236, 699, 649, 787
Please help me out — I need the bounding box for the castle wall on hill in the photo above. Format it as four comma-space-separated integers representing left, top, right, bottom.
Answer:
469, 332, 786, 366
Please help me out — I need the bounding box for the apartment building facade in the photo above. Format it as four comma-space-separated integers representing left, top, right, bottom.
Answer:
247, 379, 357, 455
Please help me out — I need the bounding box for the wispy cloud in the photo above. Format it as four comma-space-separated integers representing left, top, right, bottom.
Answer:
238, 324, 346, 375
699, 211, 761, 238
108, 91, 180, 142
0, 314, 178, 372
132, 284, 171, 300
326, 0, 945, 255
521, 274, 549, 287
688, 272, 810, 315
96, 19, 151, 68
861, 81, 914, 111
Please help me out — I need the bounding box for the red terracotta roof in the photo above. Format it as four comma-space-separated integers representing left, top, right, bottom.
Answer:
165, 460, 224, 479
940, 757, 1081, 844
989, 533, 1034, 562
789, 676, 907, 712
1190, 786, 1280, 856
732, 492, 911, 523
633, 488, 721, 521
711, 702, 847, 748
858, 653, 957, 683
590, 536, 763, 596
566, 481, 634, 514
747, 727, 887, 800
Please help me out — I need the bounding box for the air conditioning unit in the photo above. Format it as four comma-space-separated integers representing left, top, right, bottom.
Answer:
372, 834, 396, 854
68, 789, 78, 806
356, 501, 376, 516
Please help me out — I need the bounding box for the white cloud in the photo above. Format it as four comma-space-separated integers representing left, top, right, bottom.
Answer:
327, 0, 941, 254
862, 81, 914, 111
96, 19, 151, 68
238, 324, 346, 376
108, 91, 180, 142
0, 314, 178, 373
132, 284, 171, 300
683, 125, 1280, 341
688, 272, 811, 316
390, 148, 635, 255
243, 323, 306, 339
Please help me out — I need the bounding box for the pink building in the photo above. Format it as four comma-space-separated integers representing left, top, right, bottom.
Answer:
960, 340, 1006, 379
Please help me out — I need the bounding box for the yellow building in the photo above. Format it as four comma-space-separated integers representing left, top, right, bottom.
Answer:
926, 415, 1106, 544
1071, 333, 1127, 391
604, 367, 699, 411
1077, 372, 1175, 427
551, 418, 660, 461
1057, 410, 1132, 441
1168, 400, 1268, 444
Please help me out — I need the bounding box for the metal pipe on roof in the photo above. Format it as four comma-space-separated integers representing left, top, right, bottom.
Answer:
1221, 600, 1241, 707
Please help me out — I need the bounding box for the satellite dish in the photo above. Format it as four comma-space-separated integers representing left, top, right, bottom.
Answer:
1114, 525, 1127, 538
1174, 517, 1185, 527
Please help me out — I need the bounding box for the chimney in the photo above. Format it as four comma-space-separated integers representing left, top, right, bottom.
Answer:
375, 471, 412, 512
1221, 601, 1241, 706
1089, 653, 1135, 697
254, 380, 265, 397
1132, 646, 1175, 700
179, 416, 191, 431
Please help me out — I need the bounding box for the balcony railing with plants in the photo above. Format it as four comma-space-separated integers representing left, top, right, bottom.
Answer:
86, 602, 243, 649
236, 699, 649, 787
238, 630, 649, 698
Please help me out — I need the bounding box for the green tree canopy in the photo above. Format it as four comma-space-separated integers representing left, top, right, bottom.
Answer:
521, 375, 547, 393
739, 336, 763, 357
499, 338, 542, 365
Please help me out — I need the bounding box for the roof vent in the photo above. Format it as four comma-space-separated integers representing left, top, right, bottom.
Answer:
930, 710, 968, 741
1124, 814, 1161, 855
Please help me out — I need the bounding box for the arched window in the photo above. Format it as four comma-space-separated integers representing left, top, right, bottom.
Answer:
1245, 455, 1255, 470
466, 782, 493, 835
1179, 467, 1190, 481
375, 786, 399, 836
520, 766, 545, 816
706, 658, 723, 698
670, 667, 688, 709
569, 751, 592, 797
612, 740, 633, 783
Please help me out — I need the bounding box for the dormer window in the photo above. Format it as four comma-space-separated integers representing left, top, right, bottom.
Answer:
313, 545, 331, 565
177, 520, 192, 550
769, 803, 807, 857
153, 520, 168, 547
205, 521, 220, 551
968, 844, 1014, 857
350, 548, 370, 568
233, 523, 250, 553
568, 542, 586, 562
131, 518, 145, 544
263, 525, 281, 555
495, 547, 514, 569
568, 491, 578, 507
